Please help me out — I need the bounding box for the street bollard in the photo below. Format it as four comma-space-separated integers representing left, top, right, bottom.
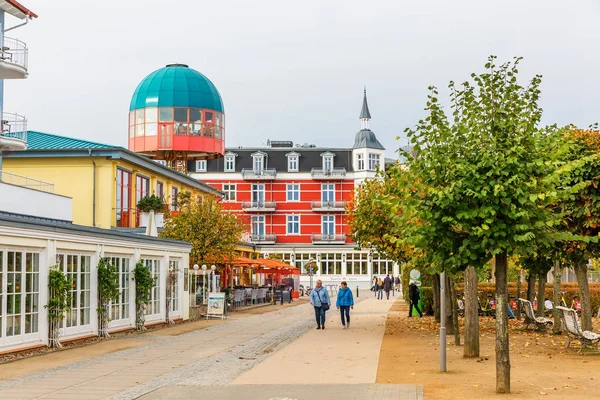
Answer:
356, 286, 359, 298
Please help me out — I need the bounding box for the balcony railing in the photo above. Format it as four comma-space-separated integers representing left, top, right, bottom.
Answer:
0, 171, 54, 193
0, 37, 28, 77
311, 168, 347, 180
311, 234, 347, 244
241, 201, 277, 212
241, 168, 277, 180
249, 234, 277, 244
311, 201, 347, 212
1, 111, 27, 142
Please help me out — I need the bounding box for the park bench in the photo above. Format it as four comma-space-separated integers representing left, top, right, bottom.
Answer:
557, 306, 600, 353
518, 298, 552, 331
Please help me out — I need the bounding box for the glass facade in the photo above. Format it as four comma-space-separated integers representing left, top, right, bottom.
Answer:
129, 107, 225, 140
109, 256, 130, 324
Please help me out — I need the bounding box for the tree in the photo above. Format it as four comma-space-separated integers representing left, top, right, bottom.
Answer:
161, 193, 246, 266
401, 56, 560, 393
97, 258, 120, 337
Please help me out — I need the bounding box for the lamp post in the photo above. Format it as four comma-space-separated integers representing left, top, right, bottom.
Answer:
211, 265, 217, 293
306, 258, 316, 289
201, 264, 207, 304
193, 264, 199, 306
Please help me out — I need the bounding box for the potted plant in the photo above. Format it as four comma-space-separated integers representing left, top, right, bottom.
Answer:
137, 194, 165, 228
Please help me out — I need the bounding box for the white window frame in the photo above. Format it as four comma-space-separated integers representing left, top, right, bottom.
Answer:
252, 153, 265, 173
223, 184, 236, 202
224, 153, 236, 172
286, 215, 300, 235
251, 215, 266, 237
143, 259, 161, 321
286, 152, 300, 172
251, 184, 265, 204
169, 259, 180, 314
357, 153, 365, 171
321, 183, 335, 203
322, 215, 335, 237
286, 183, 300, 202
323, 155, 334, 172
56, 253, 92, 335
108, 256, 131, 328
368, 153, 380, 171
196, 160, 207, 172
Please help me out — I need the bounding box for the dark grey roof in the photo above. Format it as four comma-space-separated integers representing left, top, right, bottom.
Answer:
0, 211, 192, 249
189, 148, 354, 173
353, 129, 385, 150
360, 89, 372, 120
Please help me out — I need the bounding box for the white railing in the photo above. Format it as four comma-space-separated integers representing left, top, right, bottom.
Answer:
249, 234, 277, 244
241, 201, 277, 211
1, 112, 27, 142
241, 168, 277, 180
311, 201, 347, 211
311, 167, 347, 179
0, 37, 28, 71
0, 171, 54, 193
311, 234, 346, 244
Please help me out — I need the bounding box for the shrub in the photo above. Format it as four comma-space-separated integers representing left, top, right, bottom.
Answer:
137, 195, 164, 213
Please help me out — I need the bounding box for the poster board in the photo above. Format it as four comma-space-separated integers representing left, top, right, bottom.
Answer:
206, 292, 226, 319
409, 269, 423, 317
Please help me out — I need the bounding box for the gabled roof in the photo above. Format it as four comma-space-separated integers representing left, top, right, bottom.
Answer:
26, 131, 114, 150
0, 0, 38, 19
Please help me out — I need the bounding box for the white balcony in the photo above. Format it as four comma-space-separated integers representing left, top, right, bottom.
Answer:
311, 234, 346, 244
241, 201, 277, 212
0, 37, 28, 79
241, 168, 277, 180
311, 168, 347, 180
249, 234, 277, 244
0, 112, 27, 151
311, 201, 347, 212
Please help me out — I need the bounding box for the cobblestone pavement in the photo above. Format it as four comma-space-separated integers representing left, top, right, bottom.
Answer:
141, 383, 424, 400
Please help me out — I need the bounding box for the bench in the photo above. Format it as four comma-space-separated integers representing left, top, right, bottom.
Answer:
518, 298, 553, 331
557, 306, 600, 353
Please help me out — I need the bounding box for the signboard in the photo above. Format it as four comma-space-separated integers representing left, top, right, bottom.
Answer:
409, 269, 423, 317
206, 292, 226, 319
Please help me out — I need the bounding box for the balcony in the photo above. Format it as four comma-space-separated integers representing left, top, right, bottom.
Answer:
0, 37, 29, 79
0, 171, 53, 193
241, 168, 277, 180
0, 112, 27, 151
241, 201, 277, 212
0, 178, 71, 222
311, 201, 347, 212
249, 234, 277, 244
311, 234, 347, 244
311, 168, 346, 180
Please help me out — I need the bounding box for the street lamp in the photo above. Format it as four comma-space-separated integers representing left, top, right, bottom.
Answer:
201, 264, 207, 304
306, 258, 316, 289
211, 264, 217, 293
193, 264, 199, 305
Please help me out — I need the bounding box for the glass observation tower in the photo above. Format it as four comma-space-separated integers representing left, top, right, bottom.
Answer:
128, 63, 225, 173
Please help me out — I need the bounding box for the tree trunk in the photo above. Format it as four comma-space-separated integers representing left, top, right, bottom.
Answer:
574, 261, 593, 331
433, 273, 441, 323
552, 260, 562, 334
527, 273, 536, 304
536, 272, 547, 318
464, 266, 479, 357
495, 252, 510, 394
445, 273, 454, 335
516, 269, 522, 321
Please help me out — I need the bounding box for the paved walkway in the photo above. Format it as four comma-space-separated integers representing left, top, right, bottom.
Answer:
0, 292, 422, 400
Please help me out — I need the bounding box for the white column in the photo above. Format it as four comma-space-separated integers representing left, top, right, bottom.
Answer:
161, 251, 169, 321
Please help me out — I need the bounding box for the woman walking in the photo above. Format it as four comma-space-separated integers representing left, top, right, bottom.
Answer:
310, 280, 331, 330
336, 281, 354, 329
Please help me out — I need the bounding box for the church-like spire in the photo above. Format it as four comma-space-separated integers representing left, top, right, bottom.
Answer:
360, 88, 371, 129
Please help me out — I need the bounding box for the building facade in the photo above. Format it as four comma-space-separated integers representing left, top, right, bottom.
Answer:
191, 91, 398, 288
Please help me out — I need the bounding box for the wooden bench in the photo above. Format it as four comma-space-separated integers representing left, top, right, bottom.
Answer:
557, 306, 600, 353
518, 298, 552, 331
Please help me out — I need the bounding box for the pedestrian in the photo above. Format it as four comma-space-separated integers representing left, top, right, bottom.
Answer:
394, 275, 400, 292
310, 280, 331, 330
383, 274, 392, 300
376, 276, 384, 300
408, 281, 423, 317
372, 276, 378, 296
336, 281, 354, 329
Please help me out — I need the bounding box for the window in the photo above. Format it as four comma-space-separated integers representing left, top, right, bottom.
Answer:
169, 260, 180, 313
196, 160, 207, 172
144, 259, 161, 318
253, 154, 264, 173
287, 215, 300, 235
287, 155, 299, 172
159, 107, 173, 122
372, 255, 393, 275
225, 154, 235, 172
116, 169, 132, 227
368, 153, 380, 171
171, 187, 179, 211
322, 215, 335, 237
321, 253, 342, 275
223, 184, 236, 201
3, 251, 40, 339
322, 184, 335, 203
287, 184, 300, 202
251, 184, 265, 205
347, 253, 368, 275
357, 154, 365, 171
251, 215, 265, 237
136, 175, 150, 204
56, 254, 91, 330
108, 256, 130, 324
154, 160, 167, 166
156, 181, 164, 200
323, 154, 334, 172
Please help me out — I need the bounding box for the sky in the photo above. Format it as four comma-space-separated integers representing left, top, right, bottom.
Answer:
5, 0, 600, 155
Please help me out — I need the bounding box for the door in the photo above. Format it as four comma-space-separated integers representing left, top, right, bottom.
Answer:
159, 124, 172, 149
251, 184, 265, 206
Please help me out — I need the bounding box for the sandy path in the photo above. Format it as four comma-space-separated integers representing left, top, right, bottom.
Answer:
233, 295, 396, 384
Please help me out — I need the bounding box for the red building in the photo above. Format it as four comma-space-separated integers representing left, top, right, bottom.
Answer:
190, 91, 398, 288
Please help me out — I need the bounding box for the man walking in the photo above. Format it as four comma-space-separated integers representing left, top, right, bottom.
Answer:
336, 281, 354, 329
310, 280, 331, 330
408, 281, 423, 317
394, 275, 400, 292
383, 274, 393, 300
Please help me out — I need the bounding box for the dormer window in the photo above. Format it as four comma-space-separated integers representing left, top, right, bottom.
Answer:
321, 152, 335, 172
252, 151, 266, 173
224, 152, 237, 172
286, 151, 300, 172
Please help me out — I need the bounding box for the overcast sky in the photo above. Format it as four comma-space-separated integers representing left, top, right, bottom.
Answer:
5, 0, 600, 155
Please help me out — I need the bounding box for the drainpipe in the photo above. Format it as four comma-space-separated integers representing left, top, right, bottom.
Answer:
4, 16, 30, 32
88, 149, 96, 227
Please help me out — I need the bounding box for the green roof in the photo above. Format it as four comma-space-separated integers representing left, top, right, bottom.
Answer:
129, 64, 224, 113
26, 130, 115, 150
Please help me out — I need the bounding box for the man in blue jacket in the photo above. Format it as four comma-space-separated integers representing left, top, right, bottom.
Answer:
336, 281, 355, 329
310, 280, 331, 330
